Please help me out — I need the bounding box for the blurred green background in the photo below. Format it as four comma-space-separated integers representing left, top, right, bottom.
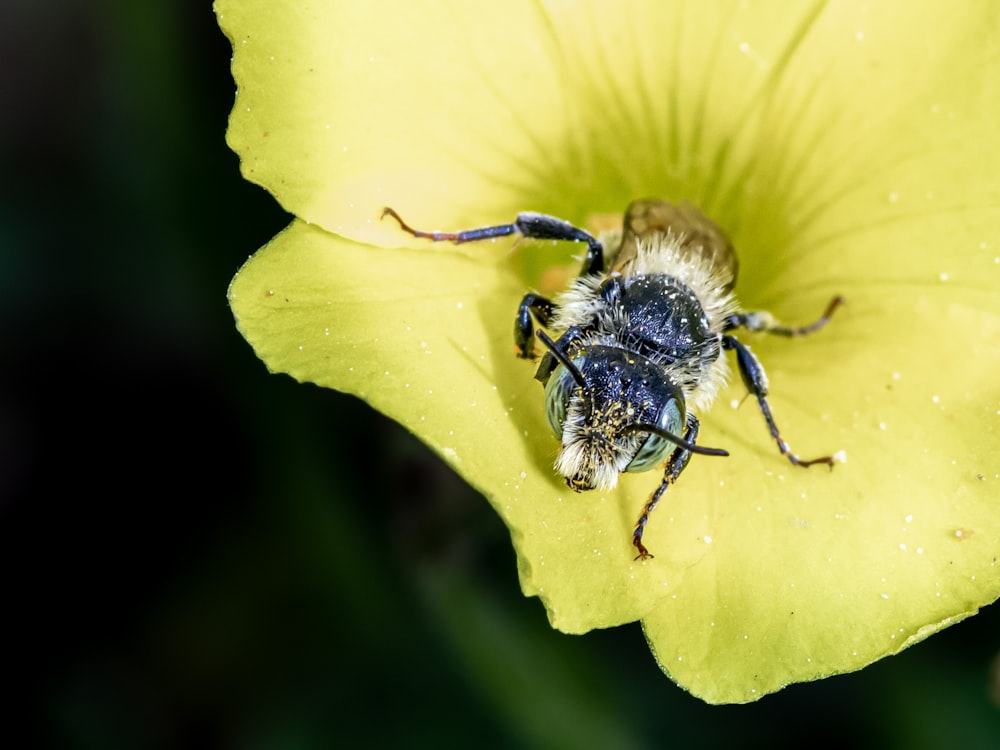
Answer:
3, 1, 998, 747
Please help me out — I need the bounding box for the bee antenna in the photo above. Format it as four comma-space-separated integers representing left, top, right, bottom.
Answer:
535, 330, 594, 416
624, 423, 730, 457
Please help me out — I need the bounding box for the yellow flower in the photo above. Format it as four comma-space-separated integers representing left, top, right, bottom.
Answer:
219, 0, 1000, 703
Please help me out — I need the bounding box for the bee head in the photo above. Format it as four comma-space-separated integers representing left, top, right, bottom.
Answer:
537, 333, 724, 492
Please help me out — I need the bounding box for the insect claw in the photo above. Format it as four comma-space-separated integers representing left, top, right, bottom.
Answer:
633, 538, 654, 561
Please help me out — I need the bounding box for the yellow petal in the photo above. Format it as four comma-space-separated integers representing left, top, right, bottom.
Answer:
224, 0, 1000, 703
219, 0, 582, 243
218, 1, 855, 242
638, 2, 1000, 702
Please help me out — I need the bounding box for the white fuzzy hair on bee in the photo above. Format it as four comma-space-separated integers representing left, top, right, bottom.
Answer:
551, 229, 740, 414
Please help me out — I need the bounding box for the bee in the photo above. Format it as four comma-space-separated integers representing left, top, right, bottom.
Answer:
382, 200, 842, 560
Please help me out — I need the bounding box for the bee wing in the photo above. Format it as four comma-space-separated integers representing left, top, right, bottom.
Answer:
613, 199, 738, 290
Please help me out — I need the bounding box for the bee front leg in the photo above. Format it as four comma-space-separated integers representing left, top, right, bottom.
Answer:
514, 293, 555, 359
632, 414, 700, 561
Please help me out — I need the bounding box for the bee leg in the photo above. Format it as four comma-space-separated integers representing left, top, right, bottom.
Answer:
382, 207, 605, 275
383, 207, 604, 356
533, 326, 587, 383
632, 414, 700, 560
723, 296, 843, 337
514, 212, 605, 276
722, 335, 835, 469
514, 293, 555, 359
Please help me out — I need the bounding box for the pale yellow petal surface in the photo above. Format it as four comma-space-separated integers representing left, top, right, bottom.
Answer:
219, 0, 573, 243
217, 1, 862, 243
629, 1, 1000, 702
228, 222, 673, 628
225, 0, 1000, 702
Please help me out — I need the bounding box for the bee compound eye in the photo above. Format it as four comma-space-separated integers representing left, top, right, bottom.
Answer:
625, 398, 685, 474
542, 361, 585, 438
